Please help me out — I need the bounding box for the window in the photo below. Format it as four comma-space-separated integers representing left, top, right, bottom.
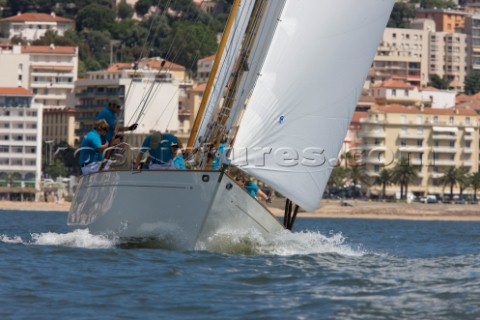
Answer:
392, 89, 397, 96
449, 116, 454, 124
466, 141, 471, 148
449, 141, 455, 148
417, 139, 422, 146
433, 116, 439, 124
466, 117, 471, 125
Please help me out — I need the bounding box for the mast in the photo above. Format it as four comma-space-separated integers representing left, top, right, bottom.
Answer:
186, 0, 242, 150
199, 0, 270, 169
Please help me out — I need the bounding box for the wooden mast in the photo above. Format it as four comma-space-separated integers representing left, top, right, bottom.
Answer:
186, 0, 242, 150
201, 0, 269, 168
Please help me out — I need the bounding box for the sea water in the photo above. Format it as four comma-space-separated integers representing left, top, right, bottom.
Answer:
0, 210, 479, 319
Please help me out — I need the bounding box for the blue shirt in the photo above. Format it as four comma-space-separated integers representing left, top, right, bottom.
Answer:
173, 155, 186, 170
96, 106, 117, 141
79, 129, 103, 165
244, 181, 259, 199
141, 133, 178, 164
211, 143, 225, 170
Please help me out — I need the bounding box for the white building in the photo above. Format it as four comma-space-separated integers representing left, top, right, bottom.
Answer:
421, 86, 457, 108
0, 12, 74, 43
0, 44, 78, 110
0, 87, 42, 200
197, 55, 215, 83
75, 67, 179, 146
371, 80, 422, 106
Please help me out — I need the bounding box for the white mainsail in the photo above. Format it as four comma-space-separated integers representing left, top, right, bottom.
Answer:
233, 0, 394, 211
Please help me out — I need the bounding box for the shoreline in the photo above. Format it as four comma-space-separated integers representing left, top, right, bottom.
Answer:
0, 199, 479, 221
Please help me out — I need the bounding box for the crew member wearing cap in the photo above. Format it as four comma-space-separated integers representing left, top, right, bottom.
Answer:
171, 142, 186, 170
96, 98, 138, 142
135, 131, 183, 170
79, 119, 121, 175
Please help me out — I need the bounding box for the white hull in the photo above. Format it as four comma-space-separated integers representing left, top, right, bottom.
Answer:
68, 170, 284, 250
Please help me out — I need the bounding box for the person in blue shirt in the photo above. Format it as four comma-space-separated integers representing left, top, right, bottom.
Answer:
236, 176, 271, 202
211, 143, 225, 170
96, 98, 138, 142
79, 119, 121, 175
171, 143, 186, 170
135, 131, 183, 170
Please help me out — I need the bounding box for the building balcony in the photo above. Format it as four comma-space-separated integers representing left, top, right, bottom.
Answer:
364, 157, 385, 165
361, 144, 386, 151
432, 134, 457, 140
463, 148, 473, 154
399, 132, 424, 139
463, 160, 474, 167
431, 159, 456, 166
365, 170, 380, 177
360, 131, 386, 138
464, 134, 474, 141
399, 146, 425, 153
432, 147, 457, 153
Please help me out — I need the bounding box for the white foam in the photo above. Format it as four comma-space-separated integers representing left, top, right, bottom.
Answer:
197, 228, 366, 256
31, 229, 117, 248
0, 235, 24, 244
0, 229, 117, 249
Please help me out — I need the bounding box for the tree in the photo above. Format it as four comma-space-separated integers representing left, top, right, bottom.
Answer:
387, 2, 416, 28
76, 4, 116, 32
456, 167, 470, 196
167, 20, 217, 72
340, 151, 353, 168
48, 160, 67, 179
428, 74, 450, 90
391, 158, 418, 200
418, 0, 457, 9
470, 172, 480, 200
439, 167, 460, 198
464, 72, 480, 95
134, 0, 152, 17
327, 167, 349, 196
117, 0, 134, 20
374, 169, 392, 200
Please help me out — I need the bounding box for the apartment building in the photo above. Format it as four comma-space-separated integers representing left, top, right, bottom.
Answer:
74, 65, 180, 147
415, 8, 466, 32
43, 108, 76, 146
0, 12, 74, 42
359, 105, 479, 197
371, 19, 467, 91
197, 55, 215, 83
0, 87, 42, 201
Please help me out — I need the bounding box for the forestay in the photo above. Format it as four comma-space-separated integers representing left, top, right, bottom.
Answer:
233, 0, 395, 211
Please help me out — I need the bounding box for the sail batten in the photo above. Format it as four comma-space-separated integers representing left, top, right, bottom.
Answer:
232, 0, 394, 211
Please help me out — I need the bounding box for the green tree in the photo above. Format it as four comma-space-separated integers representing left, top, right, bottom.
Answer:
428, 74, 450, 90
340, 151, 353, 168
349, 165, 371, 189
391, 157, 418, 200
48, 160, 67, 179
327, 166, 349, 195
167, 20, 217, 72
418, 0, 457, 9
440, 167, 462, 198
464, 72, 480, 95
374, 169, 392, 200
456, 167, 470, 196
470, 172, 480, 200
76, 4, 116, 32
134, 0, 152, 17
387, 2, 416, 28
117, 0, 134, 20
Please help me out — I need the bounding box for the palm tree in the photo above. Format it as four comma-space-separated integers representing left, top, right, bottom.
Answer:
374, 168, 392, 200
327, 166, 349, 195
469, 172, 480, 200
440, 167, 461, 198
456, 167, 470, 197
391, 157, 418, 200
348, 164, 371, 197
340, 151, 353, 168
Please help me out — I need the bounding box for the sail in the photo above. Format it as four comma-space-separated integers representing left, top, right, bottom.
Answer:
233, 0, 394, 211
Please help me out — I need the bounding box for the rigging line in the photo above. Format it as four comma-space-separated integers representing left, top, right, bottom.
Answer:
202, 0, 267, 147
127, 0, 210, 125
136, 0, 218, 128
124, 0, 174, 123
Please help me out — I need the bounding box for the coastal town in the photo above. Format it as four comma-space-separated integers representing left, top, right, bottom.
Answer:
0, 0, 479, 212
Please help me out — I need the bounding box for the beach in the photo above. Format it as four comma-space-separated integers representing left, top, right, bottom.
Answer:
1, 199, 479, 221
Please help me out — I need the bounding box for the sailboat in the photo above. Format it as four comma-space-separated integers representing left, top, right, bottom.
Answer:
68, 0, 394, 250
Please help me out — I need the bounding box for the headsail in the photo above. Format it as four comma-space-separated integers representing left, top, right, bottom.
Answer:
233, 0, 394, 211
